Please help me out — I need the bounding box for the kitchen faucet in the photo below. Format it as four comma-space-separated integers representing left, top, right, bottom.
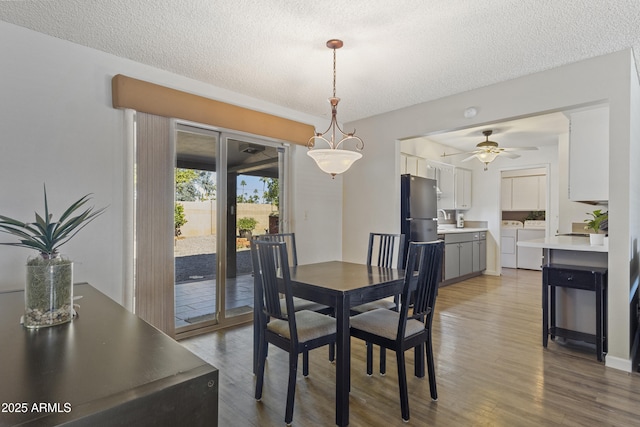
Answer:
438, 209, 449, 220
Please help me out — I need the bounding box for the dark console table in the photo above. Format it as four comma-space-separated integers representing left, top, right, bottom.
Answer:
542, 264, 608, 361
0, 283, 218, 426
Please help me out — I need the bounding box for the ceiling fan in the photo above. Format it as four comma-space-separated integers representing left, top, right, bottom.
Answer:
442, 130, 538, 170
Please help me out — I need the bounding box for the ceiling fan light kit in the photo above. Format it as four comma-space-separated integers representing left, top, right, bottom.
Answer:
307, 39, 364, 178
441, 129, 538, 171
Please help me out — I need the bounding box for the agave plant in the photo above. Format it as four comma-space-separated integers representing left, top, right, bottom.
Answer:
0, 185, 106, 258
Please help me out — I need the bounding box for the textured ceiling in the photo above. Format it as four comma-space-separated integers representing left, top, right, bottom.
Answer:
2, 0, 640, 148
420, 112, 570, 151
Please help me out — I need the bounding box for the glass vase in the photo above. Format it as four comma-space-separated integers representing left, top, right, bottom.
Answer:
24, 256, 73, 328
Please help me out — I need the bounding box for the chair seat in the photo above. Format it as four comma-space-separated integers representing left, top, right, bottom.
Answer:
351, 298, 396, 313
252, 239, 337, 425
350, 308, 425, 340
287, 297, 331, 314
349, 241, 444, 422
268, 310, 336, 343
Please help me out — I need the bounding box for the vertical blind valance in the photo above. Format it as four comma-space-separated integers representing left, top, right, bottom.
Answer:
112, 74, 313, 146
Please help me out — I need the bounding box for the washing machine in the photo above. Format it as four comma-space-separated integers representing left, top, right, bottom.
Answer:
517, 220, 546, 270
501, 220, 523, 268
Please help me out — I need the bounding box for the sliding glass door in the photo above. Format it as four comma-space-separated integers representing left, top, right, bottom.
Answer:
173, 123, 287, 334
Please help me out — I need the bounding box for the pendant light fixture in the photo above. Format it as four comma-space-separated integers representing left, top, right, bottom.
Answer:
307, 39, 364, 178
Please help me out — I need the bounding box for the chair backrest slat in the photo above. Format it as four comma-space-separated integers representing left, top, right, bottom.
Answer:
254, 233, 298, 267
397, 241, 444, 340
367, 233, 405, 269
251, 240, 297, 328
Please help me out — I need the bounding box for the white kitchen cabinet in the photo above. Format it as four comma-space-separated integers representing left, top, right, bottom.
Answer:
400, 153, 408, 175
502, 173, 546, 211
437, 163, 456, 210
568, 105, 609, 202
401, 154, 417, 175
454, 167, 472, 210
538, 175, 547, 210
416, 157, 428, 178
512, 176, 539, 210
501, 178, 513, 211
423, 160, 455, 210
400, 154, 428, 178
401, 155, 458, 209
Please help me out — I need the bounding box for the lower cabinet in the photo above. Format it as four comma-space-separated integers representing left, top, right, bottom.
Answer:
473, 237, 486, 272
445, 240, 472, 280
443, 231, 486, 284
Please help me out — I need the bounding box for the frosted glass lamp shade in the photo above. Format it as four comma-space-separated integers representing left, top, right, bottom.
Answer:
476, 151, 498, 163
307, 149, 362, 176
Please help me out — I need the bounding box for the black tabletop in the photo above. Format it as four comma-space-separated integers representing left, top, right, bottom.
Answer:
0, 283, 218, 426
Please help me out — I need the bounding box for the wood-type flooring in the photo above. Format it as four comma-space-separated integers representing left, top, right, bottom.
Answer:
181, 268, 640, 426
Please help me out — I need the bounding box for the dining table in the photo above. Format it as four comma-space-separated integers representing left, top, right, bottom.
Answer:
252, 260, 405, 427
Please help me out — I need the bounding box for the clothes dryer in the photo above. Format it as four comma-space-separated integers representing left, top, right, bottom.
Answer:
501, 220, 523, 268
517, 221, 546, 270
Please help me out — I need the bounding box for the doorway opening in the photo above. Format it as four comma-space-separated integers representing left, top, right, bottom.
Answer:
500, 166, 548, 272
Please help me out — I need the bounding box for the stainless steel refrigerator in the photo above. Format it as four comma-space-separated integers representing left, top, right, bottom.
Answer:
401, 174, 438, 261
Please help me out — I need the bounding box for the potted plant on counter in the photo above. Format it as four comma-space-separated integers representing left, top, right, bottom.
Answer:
584, 209, 608, 246
0, 186, 106, 328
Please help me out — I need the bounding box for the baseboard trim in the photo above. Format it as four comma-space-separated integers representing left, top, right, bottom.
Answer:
606, 355, 633, 372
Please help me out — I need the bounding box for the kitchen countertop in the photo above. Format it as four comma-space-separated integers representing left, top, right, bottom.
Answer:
437, 227, 488, 235
516, 235, 608, 253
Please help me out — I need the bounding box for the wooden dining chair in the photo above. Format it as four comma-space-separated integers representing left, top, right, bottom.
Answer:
350, 240, 444, 422
254, 233, 332, 314
252, 233, 333, 374
351, 232, 405, 374
353, 233, 405, 312
251, 240, 336, 426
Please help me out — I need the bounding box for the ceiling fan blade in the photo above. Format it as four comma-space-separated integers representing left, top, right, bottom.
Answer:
499, 152, 521, 159
500, 146, 538, 151
441, 150, 478, 158
461, 154, 478, 162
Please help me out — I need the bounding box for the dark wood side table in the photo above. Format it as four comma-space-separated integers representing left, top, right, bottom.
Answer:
0, 283, 218, 426
542, 264, 608, 361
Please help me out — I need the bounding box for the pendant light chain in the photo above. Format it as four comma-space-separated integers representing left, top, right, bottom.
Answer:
333, 47, 337, 99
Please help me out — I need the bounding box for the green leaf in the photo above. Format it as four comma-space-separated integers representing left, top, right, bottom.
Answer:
58, 194, 92, 224
0, 186, 106, 255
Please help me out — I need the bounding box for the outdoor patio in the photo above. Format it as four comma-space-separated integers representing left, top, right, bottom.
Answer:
174, 235, 254, 328
174, 274, 254, 328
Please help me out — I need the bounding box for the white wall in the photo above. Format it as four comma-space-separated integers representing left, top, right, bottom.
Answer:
0, 21, 341, 302
343, 49, 640, 370
626, 49, 640, 361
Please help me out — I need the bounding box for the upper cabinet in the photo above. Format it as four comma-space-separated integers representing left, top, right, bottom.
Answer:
400, 154, 459, 210
568, 106, 609, 203
400, 153, 414, 175
454, 167, 472, 210
400, 153, 427, 177
502, 168, 547, 211
432, 161, 455, 210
